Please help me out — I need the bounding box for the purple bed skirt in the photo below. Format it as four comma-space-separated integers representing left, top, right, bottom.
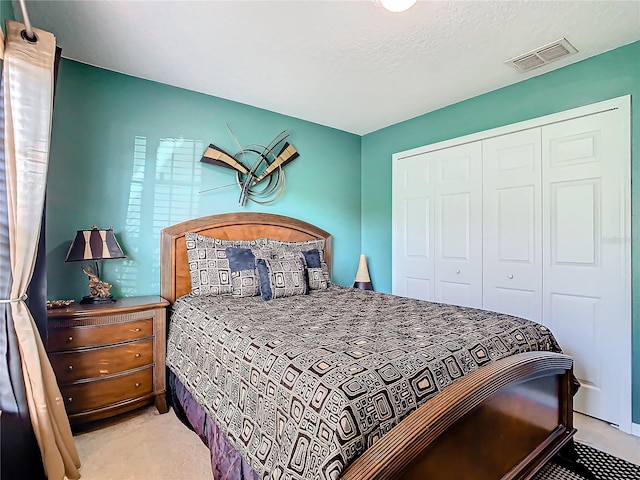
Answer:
169, 370, 259, 480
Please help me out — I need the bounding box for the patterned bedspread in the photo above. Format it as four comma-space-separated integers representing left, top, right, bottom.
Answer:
166, 285, 561, 480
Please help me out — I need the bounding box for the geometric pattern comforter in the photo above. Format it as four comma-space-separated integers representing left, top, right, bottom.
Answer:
166, 285, 562, 480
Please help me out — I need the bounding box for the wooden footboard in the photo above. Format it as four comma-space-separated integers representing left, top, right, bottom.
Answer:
342, 351, 574, 480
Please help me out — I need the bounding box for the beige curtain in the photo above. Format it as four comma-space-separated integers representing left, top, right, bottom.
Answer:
2, 20, 80, 479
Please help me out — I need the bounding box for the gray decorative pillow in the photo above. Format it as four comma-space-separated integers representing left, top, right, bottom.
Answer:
266, 238, 330, 288
255, 257, 308, 301
185, 232, 265, 296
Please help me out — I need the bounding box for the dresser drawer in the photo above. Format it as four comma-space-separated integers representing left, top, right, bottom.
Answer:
61, 366, 153, 415
48, 318, 154, 352
49, 339, 154, 383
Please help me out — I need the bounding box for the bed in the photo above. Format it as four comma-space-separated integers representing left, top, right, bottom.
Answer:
160, 212, 576, 480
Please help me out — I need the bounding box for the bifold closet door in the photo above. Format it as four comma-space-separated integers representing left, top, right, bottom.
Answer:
392, 142, 483, 308
392, 152, 435, 301
433, 142, 483, 308
542, 109, 629, 428
482, 129, 542, 322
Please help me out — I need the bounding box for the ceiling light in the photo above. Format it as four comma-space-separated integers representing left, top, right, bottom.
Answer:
380, 0, 416, 13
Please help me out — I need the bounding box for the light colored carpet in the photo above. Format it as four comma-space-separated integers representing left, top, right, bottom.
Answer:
73, 407, 212, 480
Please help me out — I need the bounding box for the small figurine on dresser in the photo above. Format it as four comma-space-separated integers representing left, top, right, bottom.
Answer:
82, 265, 113, 302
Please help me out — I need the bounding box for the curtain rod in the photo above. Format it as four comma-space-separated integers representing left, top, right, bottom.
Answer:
18, 0, 36, 41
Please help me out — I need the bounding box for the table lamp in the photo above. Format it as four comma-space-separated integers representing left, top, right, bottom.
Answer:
353, 254, 373, 291
65, 225, 126, 303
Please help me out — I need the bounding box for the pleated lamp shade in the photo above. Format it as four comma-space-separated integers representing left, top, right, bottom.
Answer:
353, 254, 373, 291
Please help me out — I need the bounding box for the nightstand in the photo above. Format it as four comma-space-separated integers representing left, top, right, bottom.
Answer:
46, 295, 170, 426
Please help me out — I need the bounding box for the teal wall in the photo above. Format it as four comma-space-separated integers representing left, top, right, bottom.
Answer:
0, 0, 13, 27
361, 41, 640, 423
46, 60, 361, 300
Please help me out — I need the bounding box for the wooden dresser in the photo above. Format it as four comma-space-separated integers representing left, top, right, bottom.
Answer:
46, 295, 170, 426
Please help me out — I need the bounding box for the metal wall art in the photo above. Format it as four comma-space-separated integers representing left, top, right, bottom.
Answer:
200, 128, 299, 206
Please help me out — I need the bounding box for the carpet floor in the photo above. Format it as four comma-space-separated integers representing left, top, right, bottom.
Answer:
535, 442, 640, 480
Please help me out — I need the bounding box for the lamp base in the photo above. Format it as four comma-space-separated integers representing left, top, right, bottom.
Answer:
80, 295, 115, 304
353, 281, 373, 291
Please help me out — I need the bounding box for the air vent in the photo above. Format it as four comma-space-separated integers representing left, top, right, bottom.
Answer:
506, 38, 577, 72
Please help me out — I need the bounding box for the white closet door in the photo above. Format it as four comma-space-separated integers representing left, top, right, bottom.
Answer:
392, 153, 435, 301
433, 142, 483, 308
542, 109, 630, 429
482, 129, 542, 321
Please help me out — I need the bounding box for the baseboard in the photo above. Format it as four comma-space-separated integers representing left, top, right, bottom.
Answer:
632, 423, 640, 438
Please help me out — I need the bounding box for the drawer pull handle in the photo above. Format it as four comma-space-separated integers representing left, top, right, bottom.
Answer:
135, 353, 141, 358
67, 397, 73, 403
135, 328, 141, 332
135, 382, 141, 388
67, 365, 73, 371
67, 336, 73, 342
508, 274, 514, 279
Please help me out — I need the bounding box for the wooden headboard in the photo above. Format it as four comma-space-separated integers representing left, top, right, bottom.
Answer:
160, 212, 332, 303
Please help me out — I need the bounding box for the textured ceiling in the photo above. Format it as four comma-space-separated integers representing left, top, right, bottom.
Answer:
15, 1, 640, 135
